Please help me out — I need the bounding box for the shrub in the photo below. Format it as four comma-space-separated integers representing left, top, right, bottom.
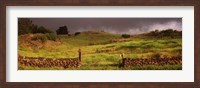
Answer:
151, 53, 164, 59
45, 33, 57, 41
33, 26, 53, 34
74, 32, 81, 36
68, 34, 72, 36
121, 34, 131, 38
32, 35, 47, 43
56, 26, 69, 35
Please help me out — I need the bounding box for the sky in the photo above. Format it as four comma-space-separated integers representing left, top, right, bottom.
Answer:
30, 18, 182, 35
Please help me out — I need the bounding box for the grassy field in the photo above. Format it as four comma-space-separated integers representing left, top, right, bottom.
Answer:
18, 31, 182, 70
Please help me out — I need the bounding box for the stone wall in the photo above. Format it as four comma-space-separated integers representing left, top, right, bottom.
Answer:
122, 56, 182, 67
18, 55, 81, 68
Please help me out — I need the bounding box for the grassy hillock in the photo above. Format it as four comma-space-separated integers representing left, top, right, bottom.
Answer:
18, 30, 182, 70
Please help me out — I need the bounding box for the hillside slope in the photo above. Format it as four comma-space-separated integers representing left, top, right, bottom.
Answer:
18, 31, 182, 70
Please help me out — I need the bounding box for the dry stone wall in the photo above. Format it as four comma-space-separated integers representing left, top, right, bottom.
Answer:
122, 56, 182, 67
18, 55, 81, 68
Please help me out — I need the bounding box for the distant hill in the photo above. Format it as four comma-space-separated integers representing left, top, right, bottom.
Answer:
143, 29, 182, 38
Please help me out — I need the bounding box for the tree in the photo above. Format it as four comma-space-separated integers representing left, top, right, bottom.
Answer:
160, 29, 174, 36
147, 29, 182, 38
74, 32, 81, 36
18, 18, 53, 35
56, 26, 69, 35
121, 34, 131, 38
18, 18, 35, 35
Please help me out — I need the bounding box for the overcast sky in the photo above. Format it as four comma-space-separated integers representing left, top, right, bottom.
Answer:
30, 18, 182, 35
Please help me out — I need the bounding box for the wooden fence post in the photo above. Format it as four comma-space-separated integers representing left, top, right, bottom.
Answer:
120, 53, 124, 59
119, 53, 124, 67
78, 48, 82, 62
120, 53, 125, 67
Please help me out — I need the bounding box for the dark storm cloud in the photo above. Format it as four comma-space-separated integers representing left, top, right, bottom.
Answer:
30, 18, 182, 35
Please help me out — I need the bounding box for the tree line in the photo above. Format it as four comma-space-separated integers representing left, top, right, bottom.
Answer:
18, 18, 54, 35
147, 29, 182, 38
18, 18, 70, 35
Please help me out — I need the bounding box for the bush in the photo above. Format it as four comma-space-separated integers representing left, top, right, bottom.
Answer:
32, 35, 47, 43
45, 33, 57, 41
74, 32, 81, 36
121, 34, 131, 38
151, 53, 162, 59
56, 26, 69, 35
33, 26, 53, 34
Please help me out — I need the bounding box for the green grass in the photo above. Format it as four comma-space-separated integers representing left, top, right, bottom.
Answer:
18, 32, 182, 70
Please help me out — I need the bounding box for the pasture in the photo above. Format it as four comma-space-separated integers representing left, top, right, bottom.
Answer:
18, 31, 182, 70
